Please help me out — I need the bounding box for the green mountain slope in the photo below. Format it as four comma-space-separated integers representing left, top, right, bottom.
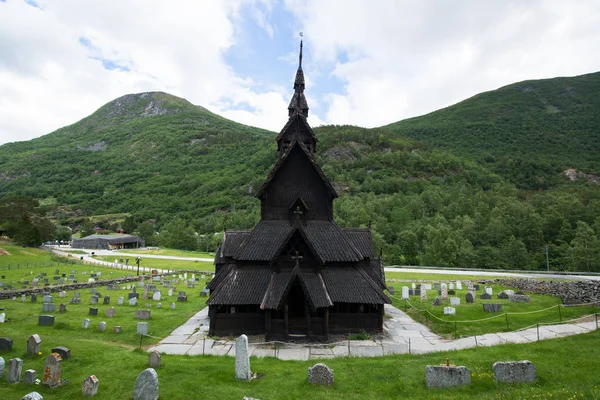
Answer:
384, 72, 600, 189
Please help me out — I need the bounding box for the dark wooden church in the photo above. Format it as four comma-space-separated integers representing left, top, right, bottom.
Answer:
207, 41, 389, 340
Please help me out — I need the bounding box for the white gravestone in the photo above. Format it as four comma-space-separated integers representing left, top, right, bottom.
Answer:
152, 292, 161, 301
485, 287, 493, 295
450, 297, 460, 306
420, 288, 427, 301
443, 307, 456, 315
456, 281, 462, 290
441, 284, 448, 300
235, 334, 251, 381
401, 286, 409, 300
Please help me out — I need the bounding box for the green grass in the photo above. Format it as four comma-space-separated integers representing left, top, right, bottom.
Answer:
386, 281, 599, 338
0, 243, 57, 269
92, 256, 214, 272
386, 271, 513, 282
114, 248, 214, 258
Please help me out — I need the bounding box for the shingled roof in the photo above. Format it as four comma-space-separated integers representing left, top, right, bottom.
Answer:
343, 228, 375, 259
321, 266, 390, 304
206, 265, 272, 305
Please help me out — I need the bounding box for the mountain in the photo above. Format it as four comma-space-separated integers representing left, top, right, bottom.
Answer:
1, 74, 600, 271
384, 72, 600, 189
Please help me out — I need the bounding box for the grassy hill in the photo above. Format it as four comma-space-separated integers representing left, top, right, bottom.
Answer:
384, 72, 600, 189
1, 73, 600, 271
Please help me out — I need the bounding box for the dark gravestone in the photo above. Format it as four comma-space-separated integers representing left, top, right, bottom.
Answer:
432, 298, 442, 306
128, 293, 140, 300
89, 307, 98, 316
510, 294, 531, 303
0, 337, 14, 350
308, 363, 334, 385
387, 286, 395, 295
31, 294, 37, 303
483, 304, 503, 313
480, 293, 492, 300
134, 368, 159, 400
515, 291, 525, 295
448, 290, 456, 295
38, 315, 55, 326
200, 288, 209, 297
59, 303, 67, 313
473, 284, 480, 291
498, 292, 509, 299
103, 296, 110, 305
465, 292, 474, 304
51, 346, 71, 360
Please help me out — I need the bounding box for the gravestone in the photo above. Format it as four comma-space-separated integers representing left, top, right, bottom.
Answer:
43, 295, 52, 303
134, 368, 159, 400
82, 375, 99, 397
31, 294, 37, 303
59, 304, 67, 313
432, 298, 442, 306
448, 290, 456, 295
152, 292, 161, 301
473, 284, 480, 291
465, 292, 474, 304
235, 334, 251, 381
24, 369, 36, 384
118, 297, 124, 306
89, 307, 98, 316
443, 307, 456, 315
177, 292, 187, 302
420, 289, 427, 301
38, 315, 55, 326
27, 334, 42, 356
103, 296, 110, 305
0, 313, 5, 323
128, 293, 140, 300
167, 289, 173, 297
449, 283, 455, 290
200, 288, 210, 297
156, 303, 162, 309
401, 286, 409, 300
485, 287, 493, 295
137, 322, 149, 335
148, 350, 161, 368
129, 298, 138, 306
424, 283, 432, 290
441, 284, 448, 300
483, 304, 503, 313
480, 292, 492, 300
106, 307, 115, 318
456, 281, 462, 290
90, 288, 97, 294
0, 356, 4, 379
387, 286, 395, 295
7, 357, 23, 383
493, 360, 536, 383
51, 346, 71, 360
308, 363, 334, 385
509, 294, 531, 303
449, 297, 460, 306
434, 283, 441, 290
98, 322, 106, 332
21, 294, 27, 302
498, 291, 509, 299
82, 318, 90, 329
113, 326, 122, 333
136, 309, 151, 320
170, 303, 176, 310
90, 296, 98, 305
70, 298, 81, 304
73, 292, 81, 298
42, 303, 56, 312
425, 365, 471, 388
59, 291, 67, 298
22, 392, 44, 400
42, 353, 63, 387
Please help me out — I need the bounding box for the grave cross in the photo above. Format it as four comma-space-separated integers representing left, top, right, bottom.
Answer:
291, 251, 303, 268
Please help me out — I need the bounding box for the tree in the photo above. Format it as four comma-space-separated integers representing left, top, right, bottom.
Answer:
55, 225, 72, 242
122, 216, 137, 234
136, 221, 157, 246
80, 219, 95, 238
568, 221, 600, 272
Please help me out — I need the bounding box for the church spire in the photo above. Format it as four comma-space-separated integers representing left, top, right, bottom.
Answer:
288, 40, 309, 118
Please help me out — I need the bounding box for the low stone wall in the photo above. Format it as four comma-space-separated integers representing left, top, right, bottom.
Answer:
497, 279, 600, 305
0, 276, 144, 300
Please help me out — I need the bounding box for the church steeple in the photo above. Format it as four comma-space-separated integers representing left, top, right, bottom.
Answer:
288, 40, 309, 118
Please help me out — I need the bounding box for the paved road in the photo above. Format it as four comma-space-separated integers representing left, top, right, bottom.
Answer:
384, 267, 600, 281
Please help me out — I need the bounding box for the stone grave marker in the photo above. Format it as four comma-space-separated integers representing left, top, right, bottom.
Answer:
90, 288, 97, 294
170, 303, 176, 310
128, 293, 140, 300
22, 392, 43, 400
89, 307, 98, 316
59, 291, 67, 298
118, 297, 124, 306
0, 313, 5, 323
24, 369, 36, 384
70, 297, 81, 305
432, 298, 442, 306
167, 289, 173, 297
73, 292, 81, 298
103, 296, 110, 305
177, 292, 187, 302
27, 334, 42, 356
136, 309, 151, 320
59, 304, 67, 313
424, 283, 432, 290
473, 284, 480, 291
401, 286, 409, 300
308, 363, 334, 385
106, 307, 115, 318
483, 304, 503, 313
7, 357, 23, 383
42, 303, 56, 312
31, 294, 37, 303
443, 307, 456, 315
425, 364, 471, 388
509, 294, 531, 303
113, 326, 122, 333
449, 283, 455, 290
39, 315, 55, 326
465, 292, 474, 304
129, 298, 138, 306
493, 360, 536, 383
98, 322, 107, 332
235, 334, 251, 381
420, 288, 427, 301
137, 322, 149, 335
200, 288, 209, 297
21, 294, 27, 302
441, 284, 448, 300
152, 291, 161, 301
485, 287, 493, 295
456, 281, 462, 290
156, 303, 162, 309
434, 283, 441, 290
90, 296, 98, 305
0, 356, 4, 379
82, 319, 91, 329
134, 368, 159, 400
480, 292, 492, 300
449, 297, 460, 306
138, 281, 145, 287
42, 353, 63, 387
51, 346, 71, 360
43, 295, 53, 303
82, 375, 100, 397
148, 350, 161, 368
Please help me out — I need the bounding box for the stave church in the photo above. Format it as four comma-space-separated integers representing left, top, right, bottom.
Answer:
207, 41, 389, 341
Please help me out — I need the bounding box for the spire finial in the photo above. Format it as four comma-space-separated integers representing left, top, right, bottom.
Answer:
299, 32, 303, 68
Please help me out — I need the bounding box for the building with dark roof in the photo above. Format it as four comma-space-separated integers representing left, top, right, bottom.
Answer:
71, 234, 144, 250
207, 41, 389, 340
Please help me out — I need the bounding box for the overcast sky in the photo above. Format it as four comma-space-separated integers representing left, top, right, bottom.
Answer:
1, 0, 599, 146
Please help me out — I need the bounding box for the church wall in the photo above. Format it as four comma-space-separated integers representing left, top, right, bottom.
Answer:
262, 148, 333, 220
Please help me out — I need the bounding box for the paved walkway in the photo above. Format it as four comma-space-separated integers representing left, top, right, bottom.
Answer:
148, 304, 598, 360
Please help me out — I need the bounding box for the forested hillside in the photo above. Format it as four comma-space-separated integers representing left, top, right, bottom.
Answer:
1, 73, 600, 272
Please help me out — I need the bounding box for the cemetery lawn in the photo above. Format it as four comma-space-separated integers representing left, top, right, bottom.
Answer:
114, 248, 214, 258
387, 280, 599, 338
0, 244, 57, 269
0, 325, 599, 399
92, 256, 214, 272
386, 271, 514, 281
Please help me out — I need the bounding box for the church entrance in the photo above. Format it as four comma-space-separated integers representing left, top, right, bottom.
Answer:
287, 280, 307, 335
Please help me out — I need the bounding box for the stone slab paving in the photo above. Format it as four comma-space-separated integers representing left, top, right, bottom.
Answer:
150, 304, 599, 359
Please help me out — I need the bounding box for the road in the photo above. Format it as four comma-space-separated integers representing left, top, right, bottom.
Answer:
384, 267, 600, 281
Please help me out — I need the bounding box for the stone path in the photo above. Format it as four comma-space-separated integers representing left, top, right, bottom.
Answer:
148, 304, 599, 359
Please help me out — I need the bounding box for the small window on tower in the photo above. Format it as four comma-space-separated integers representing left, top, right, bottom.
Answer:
289, 197, 309, 222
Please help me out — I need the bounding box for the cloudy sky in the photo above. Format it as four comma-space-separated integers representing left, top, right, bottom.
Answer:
1, 0, 599, 146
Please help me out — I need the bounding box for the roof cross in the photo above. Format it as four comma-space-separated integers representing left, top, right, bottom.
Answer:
293, 205, 304, 218
291, 251, 303, 267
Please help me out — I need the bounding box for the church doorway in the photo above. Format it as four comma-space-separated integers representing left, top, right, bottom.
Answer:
287, 280, 307, 335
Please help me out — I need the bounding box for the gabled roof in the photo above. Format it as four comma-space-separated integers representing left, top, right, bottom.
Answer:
302, 221, 363, 262
321, 266, 390, 304
222, 230, 251, 257
342, 228, 374, 259
206, 265, 272, 305
275, 113, 317, 143
233, 220, 293, 261
256, 140, 337, 199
